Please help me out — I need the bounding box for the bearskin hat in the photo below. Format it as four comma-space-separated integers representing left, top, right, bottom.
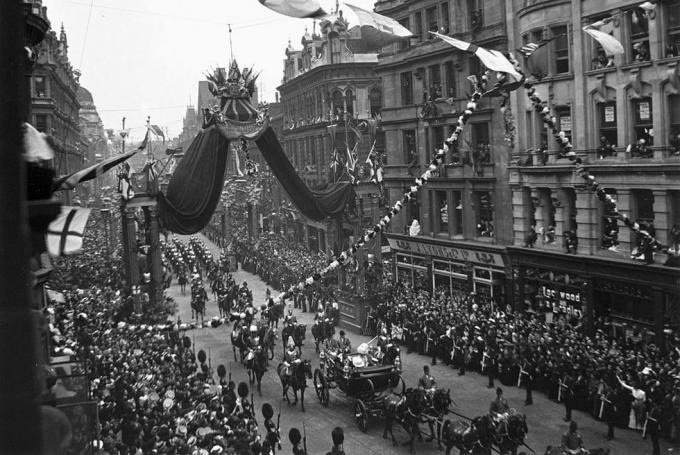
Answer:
217, 364, 227, 379
197, 349, 207, 364
237, 381, 249, 398
261, 402, 273, 420
288, 428, 301, 445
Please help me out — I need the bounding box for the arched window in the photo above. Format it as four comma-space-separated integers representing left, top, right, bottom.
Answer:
345, 88, 355, 116
332, 90, 344, 118
369, 87, 382, 117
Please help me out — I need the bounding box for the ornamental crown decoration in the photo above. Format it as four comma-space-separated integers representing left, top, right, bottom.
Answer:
206, 60, 259, 100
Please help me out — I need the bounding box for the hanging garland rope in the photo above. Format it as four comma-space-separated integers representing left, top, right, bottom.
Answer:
511, 53, 669, 256
272, 72, 490, 304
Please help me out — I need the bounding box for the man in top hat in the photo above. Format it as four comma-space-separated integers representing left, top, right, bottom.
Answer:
489, 387, 509, 417
337, 330, 351, 352
418, 365, 436, 393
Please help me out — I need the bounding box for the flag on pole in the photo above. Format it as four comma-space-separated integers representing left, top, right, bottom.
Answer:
346, 143, 358, 179
53, 149, 138, 191
431, 31, 523, 81
148, 124, 165, 142
23, 122, 54, 162
583, 19, 624, 55
46, 206, 92, 256
258, 0, 327, 18
344, 3, 414, 48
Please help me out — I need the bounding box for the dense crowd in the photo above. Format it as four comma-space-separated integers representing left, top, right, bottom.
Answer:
369, 283, 680, 444
44, 214, 282, 454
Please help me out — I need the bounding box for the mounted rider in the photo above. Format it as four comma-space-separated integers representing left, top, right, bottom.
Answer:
246, 324, 260, 350
283, 336, 300, 376
284, 309, 297, 326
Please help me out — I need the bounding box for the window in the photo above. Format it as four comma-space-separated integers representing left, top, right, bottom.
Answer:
345, 89, 355, 117
444, 61, 456, 98
630, 8, 650, 62
539, 188, 555, 234
601, 188, 619, 249
429, 64, 442, 98
440, 2, 450, 34
331, 90, 344, 118
468, 0, 483, 30
474, 191, 494, 237
35, 114, 47, 133
471, 122, 490, 171
635, 189, 655, 223
670, 95, 680, 149
398, 17, 410, 50
552, 25, 570, 74
598, 102, 618, 146
434, 190, 449, 234
633, 98, 653, 145
369, 88, 381, 117
433, 126, 445, 151
556, 107, 571, 146
563, 188, 577, 232
403, 130, 417, 164
453, 191, 463, 235
400, 71, 413, 105
414, 12, 423, 42
34, 76, 46, 97
666, 0, 680, 57
426, 6, 438, 35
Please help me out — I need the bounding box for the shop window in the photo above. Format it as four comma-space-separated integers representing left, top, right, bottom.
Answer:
440, 2, 450, 34
34, 76, 46, 97
369, 87, 382, 117
403, 129, 417, 165
633, 98, 653, 148
401, 71, 413, 105
666, 0, 680, 57
629, 8, 650, 62
414, 11, 423, 42
552, 25, 570, 74
35, 114, 47, 133
429, 64, 442, 98
670, 95, 680, 156
475, 191, 494, 237
444, 61, 456, 98
398, 17, 410, 50
601, 188, 619, 250
435, 190, 448, 234
426, 6, 438, 35
453, 190, 463, 235
598, 102, 618, 147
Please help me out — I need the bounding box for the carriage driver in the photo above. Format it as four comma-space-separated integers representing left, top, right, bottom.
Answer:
418, 365, 436, 393
561, 421, 587, 454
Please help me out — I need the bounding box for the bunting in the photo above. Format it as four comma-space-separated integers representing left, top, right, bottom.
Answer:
46, 206, 92, 257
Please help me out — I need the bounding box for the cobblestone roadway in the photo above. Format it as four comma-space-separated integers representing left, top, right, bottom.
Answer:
168, 234, 677, 455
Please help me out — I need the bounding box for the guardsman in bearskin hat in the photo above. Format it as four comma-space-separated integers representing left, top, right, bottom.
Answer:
289, 428, 306, 455
261, 402, 280, 453
232, 382, 252, 419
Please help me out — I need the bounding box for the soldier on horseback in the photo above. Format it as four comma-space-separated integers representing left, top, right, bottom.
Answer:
283, 336, 299, 376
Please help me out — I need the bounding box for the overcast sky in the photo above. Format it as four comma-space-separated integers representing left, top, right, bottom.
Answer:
44, 0, 376, 141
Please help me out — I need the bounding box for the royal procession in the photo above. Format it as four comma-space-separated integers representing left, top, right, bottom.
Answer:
2, 0, 680, 454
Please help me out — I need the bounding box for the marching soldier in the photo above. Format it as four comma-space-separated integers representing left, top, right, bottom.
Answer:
261, 403, 280, 454
289, 427, 306, 455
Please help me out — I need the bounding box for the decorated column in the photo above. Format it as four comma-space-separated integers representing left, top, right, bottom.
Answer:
146, 204, 163, 306
123, 206, 140, 288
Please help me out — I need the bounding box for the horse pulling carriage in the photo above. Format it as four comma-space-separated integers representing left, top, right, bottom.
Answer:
313, 342, 405, 433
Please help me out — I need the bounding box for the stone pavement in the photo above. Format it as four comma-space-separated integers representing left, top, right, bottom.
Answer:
168, 233, 678, 455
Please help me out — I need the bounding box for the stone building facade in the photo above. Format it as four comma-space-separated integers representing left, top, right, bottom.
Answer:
506, 0, 680, 344
375, 0, 515, 302
277, 16, 384, 254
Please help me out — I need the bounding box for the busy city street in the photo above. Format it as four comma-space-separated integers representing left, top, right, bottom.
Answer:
172, 233, 675, 455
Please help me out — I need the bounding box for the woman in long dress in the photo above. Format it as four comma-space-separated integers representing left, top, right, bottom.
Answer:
617, 375, 646, 430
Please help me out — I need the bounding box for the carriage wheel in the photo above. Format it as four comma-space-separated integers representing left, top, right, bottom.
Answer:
354, 399, 368, 432
313, 369, 329, 407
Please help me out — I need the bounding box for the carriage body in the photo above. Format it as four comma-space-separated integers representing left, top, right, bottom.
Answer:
313, 346, 404, 432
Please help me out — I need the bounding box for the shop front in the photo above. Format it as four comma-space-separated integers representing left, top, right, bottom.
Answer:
386, 234, 509, 301
509, 246, 680, 345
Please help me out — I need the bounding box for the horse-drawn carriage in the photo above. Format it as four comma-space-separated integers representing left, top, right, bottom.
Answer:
313, 342, 404, 432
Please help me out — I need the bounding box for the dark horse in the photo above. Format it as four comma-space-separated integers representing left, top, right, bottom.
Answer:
311, 318, 334, 353
281, 324, 306, 356
259, 326, 277, 361
495, 411, 529, 455
276, 359, 312, 412
245, 346, 267, 392
423, 388, 453, 450
231, 325, 248, 362
382, 388, 427, 454
441, 414, 498, 455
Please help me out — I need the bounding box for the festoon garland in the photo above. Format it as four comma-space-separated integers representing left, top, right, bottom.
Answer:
272, 72, 491, 305
511, 51, 669, 255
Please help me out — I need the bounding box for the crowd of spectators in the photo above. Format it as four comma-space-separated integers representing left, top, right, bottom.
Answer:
369, 283, 680, 442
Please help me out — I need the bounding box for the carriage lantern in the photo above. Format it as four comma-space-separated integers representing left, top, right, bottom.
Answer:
343, 358, 351, 379
319, 350, 326, 371
394, 352, 401, 372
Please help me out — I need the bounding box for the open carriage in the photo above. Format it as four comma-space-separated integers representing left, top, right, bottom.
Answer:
313, 344, 404, 432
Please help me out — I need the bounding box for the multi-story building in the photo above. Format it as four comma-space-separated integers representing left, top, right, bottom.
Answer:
277, 16, 384, 253
375, 0, 514, 302
507, 0, 680, 344
30, 22, 84, 194
77, 86, 110, 195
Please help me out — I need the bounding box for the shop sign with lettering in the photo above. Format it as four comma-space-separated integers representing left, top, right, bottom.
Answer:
540, 285, 583, 318
387, 237, 504, 266
541, 285, 581, 304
